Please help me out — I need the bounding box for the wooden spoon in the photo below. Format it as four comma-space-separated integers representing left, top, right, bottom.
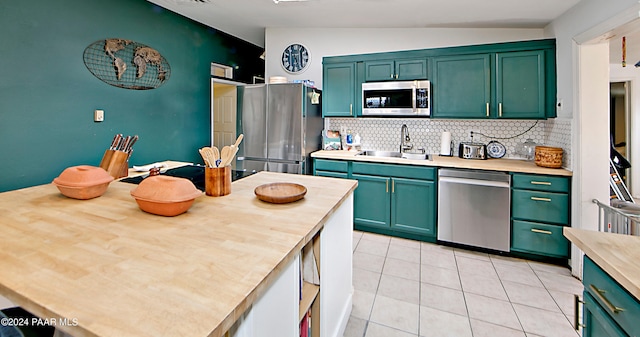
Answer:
220, 146, 232, 167
199, 148, 212, 167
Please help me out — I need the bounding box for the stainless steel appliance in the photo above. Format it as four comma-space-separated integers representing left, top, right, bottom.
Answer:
236, 83, 322, 174
458, 142, 487, 160
437, 169, 511, 252
362, 80, 430, 116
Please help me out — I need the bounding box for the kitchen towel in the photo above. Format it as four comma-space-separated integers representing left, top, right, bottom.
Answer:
440, 131, 452, 156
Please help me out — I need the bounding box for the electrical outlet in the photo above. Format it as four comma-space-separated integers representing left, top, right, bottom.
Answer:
94, 109, 104, 122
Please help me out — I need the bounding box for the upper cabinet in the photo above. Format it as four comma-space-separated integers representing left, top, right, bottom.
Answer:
322, 62, 363, 117
432, 54, 491, 119
432, 50, 547, 119
322, 39, 557, 120
364, 58, 428, 81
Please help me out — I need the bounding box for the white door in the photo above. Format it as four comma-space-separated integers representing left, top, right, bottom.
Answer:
213, 83, 237, 149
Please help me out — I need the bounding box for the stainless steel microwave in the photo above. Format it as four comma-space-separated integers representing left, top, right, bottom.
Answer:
362, 80, 430, 116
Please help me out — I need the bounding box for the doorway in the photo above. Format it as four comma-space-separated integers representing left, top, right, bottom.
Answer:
610, 81, 631, 187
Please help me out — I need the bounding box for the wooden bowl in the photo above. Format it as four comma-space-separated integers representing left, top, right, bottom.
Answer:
52, 165, 114, 199
130, 175, 203, 216
254, 183, 307, 204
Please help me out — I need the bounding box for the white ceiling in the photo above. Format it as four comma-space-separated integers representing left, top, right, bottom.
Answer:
147, 0, 583, 47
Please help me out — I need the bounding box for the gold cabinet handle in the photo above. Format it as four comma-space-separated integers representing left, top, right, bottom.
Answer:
531, 196, 551, 202
350, 104, 353, 116
395, 74, 398, 79
392, 180, 395, 193
590, 284, 625, 314
574, 294, 585, 331
386, 180, 389, 193
499, 102, 503, 117
390, 74, 394, 79
531, 228, 553, 235
486, 102, 490, 117
531, 181, 552, 186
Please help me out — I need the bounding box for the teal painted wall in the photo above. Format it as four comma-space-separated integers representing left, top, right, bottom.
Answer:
0, 0, 263, 192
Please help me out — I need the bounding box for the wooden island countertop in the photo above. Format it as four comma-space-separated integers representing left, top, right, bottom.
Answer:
563, 227, 640, 300
0, 170, 357, 337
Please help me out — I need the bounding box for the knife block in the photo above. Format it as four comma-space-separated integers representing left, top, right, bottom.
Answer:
100, 149, 130, 179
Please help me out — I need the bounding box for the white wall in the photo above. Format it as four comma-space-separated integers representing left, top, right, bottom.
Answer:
264, 28, 545, 89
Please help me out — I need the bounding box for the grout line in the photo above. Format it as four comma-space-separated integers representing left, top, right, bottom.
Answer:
451, 249, 475, 337
488, 255, 528, 335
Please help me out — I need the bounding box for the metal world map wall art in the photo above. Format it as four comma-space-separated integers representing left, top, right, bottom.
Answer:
83, 38, 171, 90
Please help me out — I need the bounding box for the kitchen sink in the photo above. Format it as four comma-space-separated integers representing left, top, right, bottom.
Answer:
356, 150, 431, 160
357, 150, 402, 158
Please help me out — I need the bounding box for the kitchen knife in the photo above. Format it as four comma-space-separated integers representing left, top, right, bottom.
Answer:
108, 134, 119, 150
119, 136, 131, 152
125, 135, 139, 153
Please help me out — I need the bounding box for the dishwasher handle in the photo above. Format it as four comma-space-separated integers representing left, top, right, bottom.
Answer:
438, 176, 511, 188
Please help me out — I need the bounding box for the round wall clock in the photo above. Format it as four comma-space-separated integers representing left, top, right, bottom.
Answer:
281, 43, 310, 73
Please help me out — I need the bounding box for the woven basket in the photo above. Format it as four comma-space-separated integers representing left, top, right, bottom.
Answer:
534, 146, 563, 168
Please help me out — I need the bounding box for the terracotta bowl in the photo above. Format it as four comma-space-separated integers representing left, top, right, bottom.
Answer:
130, 175, 203, 216
52, 165, 114, 199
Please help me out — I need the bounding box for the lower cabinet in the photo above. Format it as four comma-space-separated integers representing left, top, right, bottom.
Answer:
352, 162, 436, 239
510, 173, 571, 259
581, 256, 640, 337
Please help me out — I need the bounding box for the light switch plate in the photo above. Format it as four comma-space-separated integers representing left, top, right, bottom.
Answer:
94, 109, 104, 122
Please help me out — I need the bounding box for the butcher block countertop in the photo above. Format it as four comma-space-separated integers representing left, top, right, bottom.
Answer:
311, 150, 573, 176
563, 227, 640, 300
0, 170, 357, 337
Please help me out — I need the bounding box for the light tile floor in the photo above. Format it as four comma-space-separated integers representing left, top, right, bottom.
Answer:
345, 231, 584, 337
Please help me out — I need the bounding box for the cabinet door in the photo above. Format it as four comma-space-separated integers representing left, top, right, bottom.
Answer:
395, 59, 428, 80
583, 292, 629, 337
364, 60, 395, 81
432, 54, 491, 118
323, 62, 356, 117
352, 174, 390, 230
496, 50, 546, 119
391, 178, 436, 237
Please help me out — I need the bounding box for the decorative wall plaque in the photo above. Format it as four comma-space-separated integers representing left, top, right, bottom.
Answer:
83, 38, 171, 90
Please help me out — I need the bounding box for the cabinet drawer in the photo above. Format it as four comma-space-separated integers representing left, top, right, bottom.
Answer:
315, 170, 348, 179
351, 162, 435, 180
511, 220, 569, 258
583, 256, 640, 337
512, 189, 569, 224
512, 173, 570, 193
314, 159, 349, 173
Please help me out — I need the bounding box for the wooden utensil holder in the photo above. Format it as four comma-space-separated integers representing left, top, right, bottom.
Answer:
100, 149, 130, 179
205, 166, 231, 197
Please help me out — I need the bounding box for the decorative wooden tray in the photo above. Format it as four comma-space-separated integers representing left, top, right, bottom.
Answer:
254, 182, 307, 204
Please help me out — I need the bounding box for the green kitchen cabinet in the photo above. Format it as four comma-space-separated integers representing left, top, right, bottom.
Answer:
581, 256, 640, 337
391, 177, 436, 236
322, 62, 356, 117
314, 159, 349, 178
496, 50, 545, 119
432, 50, 547, 119
510, 173, 571, 258
352, 174, 391, 229
432, 54, 491, 119
322, 62, 364, 117
351, 162, 436, 239
364, 58, 428, 81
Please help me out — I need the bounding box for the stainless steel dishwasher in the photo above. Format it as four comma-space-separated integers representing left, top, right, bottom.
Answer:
437, 168, 511, 252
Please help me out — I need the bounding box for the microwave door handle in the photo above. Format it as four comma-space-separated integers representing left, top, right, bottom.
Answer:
412, 88, 417, 112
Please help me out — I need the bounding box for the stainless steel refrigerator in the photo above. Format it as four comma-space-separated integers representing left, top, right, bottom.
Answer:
236, 83, 323, 175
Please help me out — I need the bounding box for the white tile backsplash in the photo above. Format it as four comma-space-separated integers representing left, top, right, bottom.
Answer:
326, 118, 572, 170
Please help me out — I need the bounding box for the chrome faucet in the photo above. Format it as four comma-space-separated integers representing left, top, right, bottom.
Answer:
400, 124, 413, 153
